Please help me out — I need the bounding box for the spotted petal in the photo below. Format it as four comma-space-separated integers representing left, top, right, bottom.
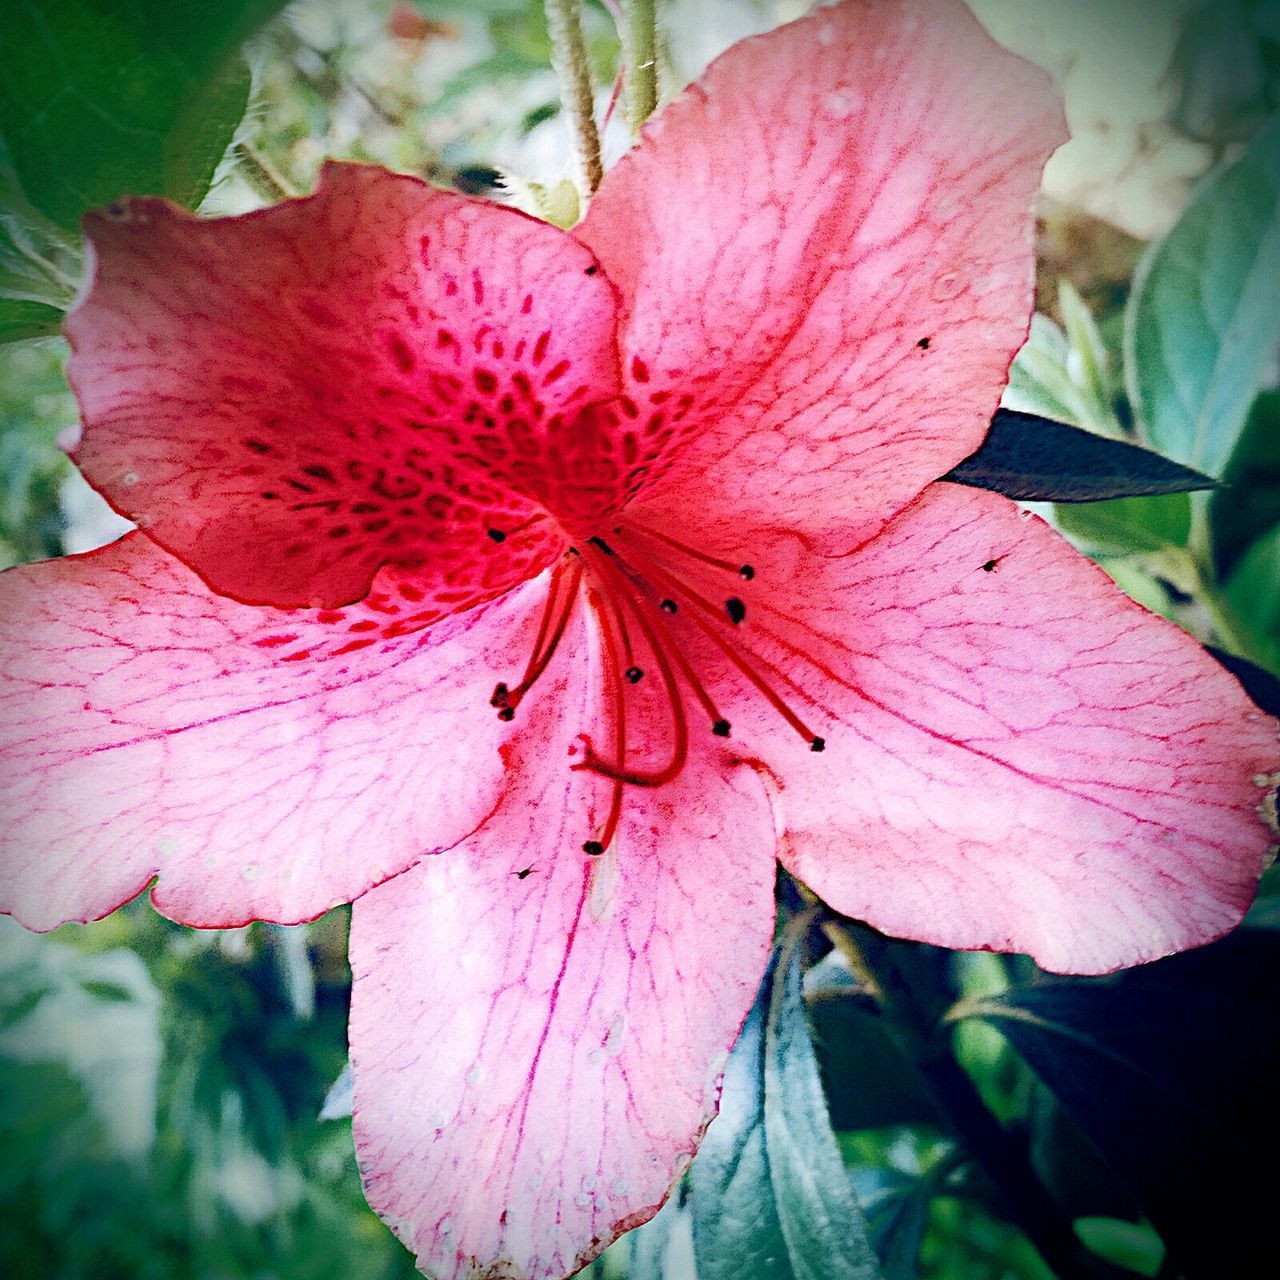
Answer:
66, 162, 624, 610
349, 605, 776, 1280
0, 533, 550, 931
625, 484, 1278, 974
577, 0, 1064, 549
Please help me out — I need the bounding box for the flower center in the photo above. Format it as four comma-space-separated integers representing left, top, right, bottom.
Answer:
490, 518, 826, 857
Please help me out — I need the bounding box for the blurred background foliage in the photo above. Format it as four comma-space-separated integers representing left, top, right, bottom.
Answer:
0, 1, 1278, 1278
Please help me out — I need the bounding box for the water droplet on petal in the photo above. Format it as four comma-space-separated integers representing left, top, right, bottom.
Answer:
931, 271, 965, 302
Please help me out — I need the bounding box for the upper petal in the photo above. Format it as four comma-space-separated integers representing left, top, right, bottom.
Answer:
349, 599, 777, 1280
0, 533, 549, 930
66, 162, 624, 610
620, 486, 1278, 974
576, 0, 1065, 547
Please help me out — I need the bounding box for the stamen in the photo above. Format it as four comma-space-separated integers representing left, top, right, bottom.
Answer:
576, 578, 628, 852
486, 528, 506, 543
492, 557, 582, 719
660, 598, 677, 614
575, 546, 689, 788
625, 666, 644, 683
626, 520, 755, 581
613, 537, 824, 750
725, 597, 746, 625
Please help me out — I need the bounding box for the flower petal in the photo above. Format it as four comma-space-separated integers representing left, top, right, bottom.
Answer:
630, 485, 1278, 974
349, 604, 776, 1280
66, 162, 623, 609
576, 0, 1064, 547
0, 533, 550, 931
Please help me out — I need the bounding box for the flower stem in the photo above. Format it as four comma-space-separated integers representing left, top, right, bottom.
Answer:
619, 0, 659, 131
831, 922, 1108, 1280
233, 140, 297, 203
544, 0, 604, 196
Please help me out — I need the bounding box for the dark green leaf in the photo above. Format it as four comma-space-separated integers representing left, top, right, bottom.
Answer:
690, 915, 882, 1280
959, 930, 1280, 1278
1212, 390, 1280, 576
0, 298, 61, 343
0, 0, 287, 231
1206, 643, 1280, 715
1124, 112, 1280, 476
944, 409, 1216, 502
808, 995, 938, 1131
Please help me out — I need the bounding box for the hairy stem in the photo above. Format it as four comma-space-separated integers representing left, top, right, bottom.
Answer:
620, 0, 658, 131
544, 0, 604, 196
233, 139, 297, 202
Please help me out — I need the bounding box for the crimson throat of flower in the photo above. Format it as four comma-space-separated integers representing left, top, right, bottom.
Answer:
488, 520, 826, 857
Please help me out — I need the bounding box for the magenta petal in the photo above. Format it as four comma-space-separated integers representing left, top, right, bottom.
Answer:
66, 162, 623, 610
576, 0, 1064, 546
348, 607, 776, 1280
0, 533, 553, 930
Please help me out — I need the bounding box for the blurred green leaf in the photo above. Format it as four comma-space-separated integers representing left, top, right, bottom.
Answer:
0, 298, 61, 343
0, 0, 289, 231
1073, 1217, 1165, 1278
1, 918, 161, 1159
1053, 492, 1191, 555
690, 915, 882, 1280
1222, 522, 1280, 671
958, 928, 1280, 1278
1056, 278, 1119, 433
1212, 389, 1280, 576
1124, 112, 1280, 476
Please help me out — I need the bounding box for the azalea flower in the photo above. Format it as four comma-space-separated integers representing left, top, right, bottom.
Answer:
1, 1, 1276, 1277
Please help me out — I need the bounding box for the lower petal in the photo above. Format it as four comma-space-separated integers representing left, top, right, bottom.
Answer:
348, 604, 776, 1280
0, 534, 546, 930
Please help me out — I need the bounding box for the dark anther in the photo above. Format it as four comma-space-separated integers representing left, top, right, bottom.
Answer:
712, 719, 731, 737
587, 535, 615, 556
917, 336, 931, 349
497, 707, 516, 722
981, 559, 1000, 572
490, 681, 510, 708
739, 564, 755, 581
660, 598, 678, 614
725, 597, 746, 625
584, 265, 599, 276
583, 840, 605, 856
487, 528, 506, 543
810, 736, 826, 753
515, 867, 534, 879
625, 666, 644, 684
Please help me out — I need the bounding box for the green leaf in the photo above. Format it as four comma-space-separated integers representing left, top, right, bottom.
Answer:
957, 929, 1280, 1278
1053, 492, 1191, 555
0, 0, 288, 231
1124, 112, 1280, 476
1056, 278, 1119, 432
690, 914, 882, 1280
945, 410, 1215, 503
1222, 522, 1280, 673
1073, 1217, 1165, 1278
1211, 389, 1280, 577
0, 298, 62, 343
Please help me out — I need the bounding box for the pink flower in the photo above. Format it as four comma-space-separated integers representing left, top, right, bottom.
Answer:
1, 1, 1276, 1276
